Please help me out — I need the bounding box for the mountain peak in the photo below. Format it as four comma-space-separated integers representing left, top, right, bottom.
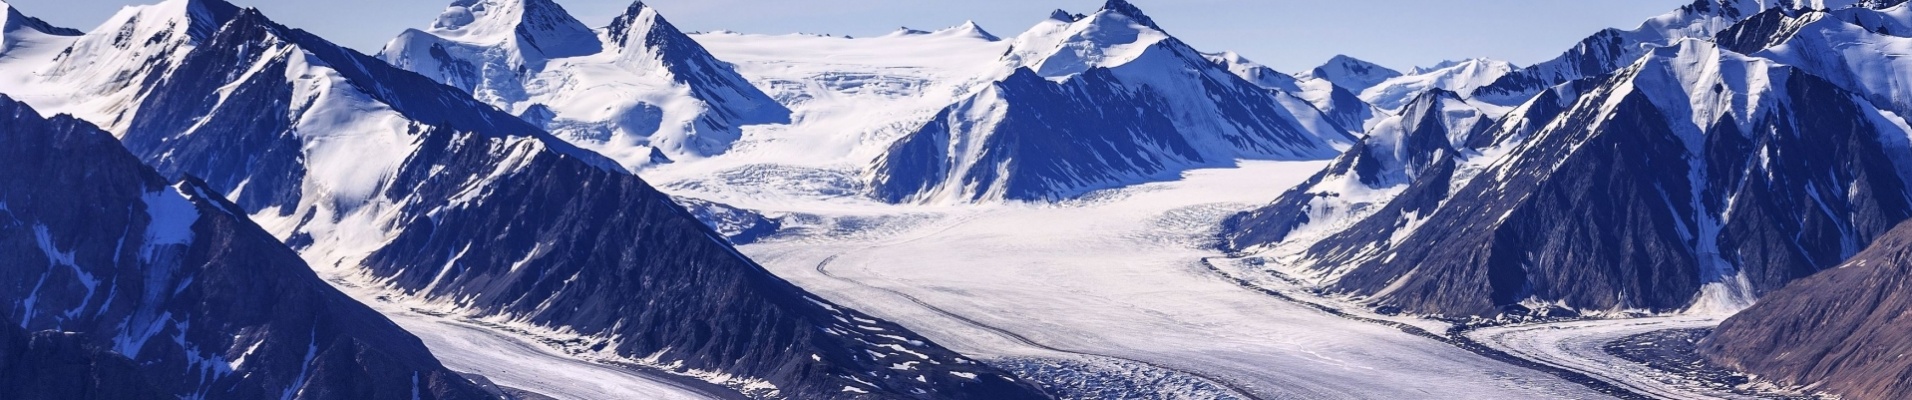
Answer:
606, 0, 669, 47
430, 0, 599, 59
1309, 55, 1403, 93
1099, 0, 1164, 31
1048, 9, 1083, 22
155, 0, 243, 42
0, 1, 81, 36
953, 20, 1001, 41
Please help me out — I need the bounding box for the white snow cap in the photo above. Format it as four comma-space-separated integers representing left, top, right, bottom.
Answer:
1305, 55, 1403, 93
1004, 0, 1174, 78
429, 0, 600, 59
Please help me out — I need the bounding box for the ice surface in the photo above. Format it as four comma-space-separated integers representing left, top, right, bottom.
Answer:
712, 161, 1604, 399
1467, 317, 1777, 400
362, 299, 711, 400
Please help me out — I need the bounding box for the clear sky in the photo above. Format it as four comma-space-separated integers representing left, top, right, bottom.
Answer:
5, 0, 1694, 73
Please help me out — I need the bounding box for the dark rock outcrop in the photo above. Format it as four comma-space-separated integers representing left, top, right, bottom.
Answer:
0, 323, 169, 400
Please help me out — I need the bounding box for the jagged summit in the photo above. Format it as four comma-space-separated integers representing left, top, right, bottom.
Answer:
1100, 0, 1164, 31
382, 0, 789, 168
1048, 9, 1084, 22
1470, 0, 1865, 106
605, 0, 668, 47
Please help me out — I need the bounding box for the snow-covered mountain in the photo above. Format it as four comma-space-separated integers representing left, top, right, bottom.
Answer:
1702, 219, 1912, 400
380, 0, 789, 169
1471, 0, 1860, 106
1228, 38, 1912, 318
1224, 88, 1493, 250
1298, 55, 1402, 94
1207, 51, 1382, 135
1359, 58, 1516, 112
0, 0, 236, 131
0, 1, 77, 53
0, 1, 1044, 398
869, 0, 1353, 203
1721, 2, 1912, 116
0, 95, 498, 400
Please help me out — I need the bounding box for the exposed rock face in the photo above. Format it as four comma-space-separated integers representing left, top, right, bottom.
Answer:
1703, 219, 1912, 399
0, 324, 169, 400
1, 3, 1043, 399
0, 95, 496, 400
1228, 40, 1912, 317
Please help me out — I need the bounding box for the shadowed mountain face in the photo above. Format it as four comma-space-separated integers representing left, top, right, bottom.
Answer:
0, 323, 170, 400
1703, 219, 1912, 400
0, 2, 1044, 398
0, 95, 497, 400
1227, 40, 1912, 318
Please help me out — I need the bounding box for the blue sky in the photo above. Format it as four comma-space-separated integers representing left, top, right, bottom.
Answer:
6, 0, 1691, 72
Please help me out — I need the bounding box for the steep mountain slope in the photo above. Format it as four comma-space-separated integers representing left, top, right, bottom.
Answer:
380, 0, 789, 168
1231, 40, 1912, 317
869, 0, 1352, 203
0, 0, 235, 130
0, 323, 169, 400
0, 2, 1045, 398
0, 95, 496, 400
1471, 0, 1858, 106
1225, 89, 1492, 250
0, 1, 78, 53
1701, 219, 1912, 400
1722, 2, 1912, 116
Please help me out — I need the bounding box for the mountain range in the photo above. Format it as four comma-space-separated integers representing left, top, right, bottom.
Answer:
11, 0, 1912, 398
